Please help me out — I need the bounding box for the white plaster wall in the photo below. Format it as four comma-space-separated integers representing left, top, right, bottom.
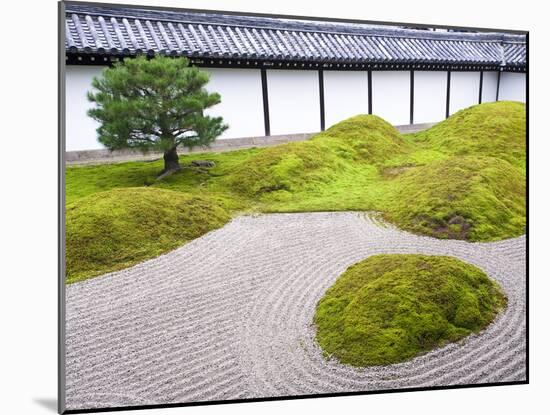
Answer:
66, 65, 513, 152
481, 71, 498, 103
449, 71, 480, 115
323, 70, 369, 128
413, 71, 447, 124
65, 65, 105, 151
266, 69, 320, 135
371, 71, 410, 125
203, 68, 265, 138
499, 72, 526, 102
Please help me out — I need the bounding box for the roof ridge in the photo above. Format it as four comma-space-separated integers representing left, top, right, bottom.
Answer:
64, 3, 526, 44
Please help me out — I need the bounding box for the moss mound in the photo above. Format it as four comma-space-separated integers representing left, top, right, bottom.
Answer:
383, 156, 526, 241
66, 187, 231, 283
65, 102, 526, 282
316, 114, 405, 161
226, 141, 342, 196
412, 101, 526, 168
228, 114, 404, 196
315, 254, 507, 367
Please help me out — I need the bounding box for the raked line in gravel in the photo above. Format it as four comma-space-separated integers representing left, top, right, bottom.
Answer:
65, 212, 526, 410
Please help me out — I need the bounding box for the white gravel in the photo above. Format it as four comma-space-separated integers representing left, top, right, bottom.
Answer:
65, 212, 526, 410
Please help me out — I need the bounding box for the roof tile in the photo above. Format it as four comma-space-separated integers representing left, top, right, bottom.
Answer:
65, 4, 526, 68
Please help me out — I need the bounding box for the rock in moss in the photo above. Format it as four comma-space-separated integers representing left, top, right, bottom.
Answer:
191, 160, 216, 168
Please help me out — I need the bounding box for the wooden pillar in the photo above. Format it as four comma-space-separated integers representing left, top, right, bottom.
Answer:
445, 70, 451, 118
496, 70, 501, 102
318, 69, 325, 131
478, 70, 484, 104
409, 70, 415, 124
260, 69, 270, 136
368, 70, 373, 115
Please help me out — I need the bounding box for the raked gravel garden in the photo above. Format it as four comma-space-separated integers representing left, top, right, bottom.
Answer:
64, 101, 526, 410
65, 212, 525, 409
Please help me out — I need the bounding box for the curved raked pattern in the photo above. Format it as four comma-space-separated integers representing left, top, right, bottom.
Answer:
65, 212, 526, 410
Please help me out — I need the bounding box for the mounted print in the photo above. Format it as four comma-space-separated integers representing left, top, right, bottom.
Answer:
59, 1, 528, 413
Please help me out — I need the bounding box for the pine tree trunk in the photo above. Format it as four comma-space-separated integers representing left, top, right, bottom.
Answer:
160, 146, 181, 177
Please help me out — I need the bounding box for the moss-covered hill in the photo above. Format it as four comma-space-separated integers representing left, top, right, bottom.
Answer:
226, 114, 405, 196
66, 101, 526, 282
65, 188, 231, 283
383, 155, 526, 240
412, 101, 526, 169
314, 254, 507, 367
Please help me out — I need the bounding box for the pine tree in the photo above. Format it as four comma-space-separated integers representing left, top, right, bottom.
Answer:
87, 56, 227, 176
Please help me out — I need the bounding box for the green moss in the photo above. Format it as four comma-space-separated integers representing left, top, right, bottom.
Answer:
382, 156, 526, 241
410, 101, 526, 169
65, 148, 261, 205
66, 187, 231, 283
315, 114, 405, 162
226, 114, 404, 197
225, 141, 341, 196
314, 254, 507, 367
65, 102, 526, 281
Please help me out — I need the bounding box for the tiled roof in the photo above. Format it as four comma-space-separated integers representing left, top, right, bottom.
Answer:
65, 3, 527, 69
